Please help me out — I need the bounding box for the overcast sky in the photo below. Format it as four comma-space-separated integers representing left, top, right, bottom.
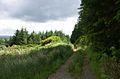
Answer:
0, 0, 80, 36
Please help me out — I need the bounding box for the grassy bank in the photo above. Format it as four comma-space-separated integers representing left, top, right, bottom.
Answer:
86, 46, 120, 79
0, 43, 73, 79
69, 49, 84, 79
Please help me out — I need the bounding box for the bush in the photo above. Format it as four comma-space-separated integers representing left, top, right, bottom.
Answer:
41, 36, 62, 46
74, 35, 88, 49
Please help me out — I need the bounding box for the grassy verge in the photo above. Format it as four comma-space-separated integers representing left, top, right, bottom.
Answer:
86, 46, 120, 79
0, 43, 73, 79
69, 49, 84, 79
85, 47, 103, 79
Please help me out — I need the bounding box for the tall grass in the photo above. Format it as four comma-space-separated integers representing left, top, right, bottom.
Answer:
0, 43, 73, 79
69, 49, 84, 79
0, 45, 37, 55
86, 46, 120, 79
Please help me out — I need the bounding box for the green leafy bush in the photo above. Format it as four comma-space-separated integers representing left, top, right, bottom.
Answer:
74, 35, 88, 48
41, 36, 62, 46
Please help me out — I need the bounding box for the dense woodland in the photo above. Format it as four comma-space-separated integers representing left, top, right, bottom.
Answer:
71, 0, 120, 79
71, 0, 120, 57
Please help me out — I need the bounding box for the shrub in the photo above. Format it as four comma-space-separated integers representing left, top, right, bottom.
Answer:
41, 36, 62, 46
74, 35, 88, 49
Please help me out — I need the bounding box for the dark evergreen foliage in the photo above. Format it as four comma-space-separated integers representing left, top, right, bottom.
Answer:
71, 0, 120, 58
7, 28, 69, 46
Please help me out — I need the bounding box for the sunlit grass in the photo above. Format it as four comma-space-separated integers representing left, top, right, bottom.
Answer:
0, 43, 73, 79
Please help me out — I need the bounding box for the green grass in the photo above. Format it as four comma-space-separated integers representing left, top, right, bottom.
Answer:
69, 49, 84, 79
0, 43, 73, 79
85, 47, 102, 79
85, 46, 120, 79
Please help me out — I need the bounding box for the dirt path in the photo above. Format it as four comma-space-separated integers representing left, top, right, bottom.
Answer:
48, 55, 74, 79
48, 48, 96, 79
81, 56, 96, 79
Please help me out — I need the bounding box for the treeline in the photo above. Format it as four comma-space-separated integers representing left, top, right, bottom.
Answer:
71, 0, 120, 78
5, 28, 69, 46
71, 0, 120, 60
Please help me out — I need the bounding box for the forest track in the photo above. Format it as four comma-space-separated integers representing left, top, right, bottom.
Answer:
81, 55, 96, 79
48, 54, 74, 79
48, 48, 96, 79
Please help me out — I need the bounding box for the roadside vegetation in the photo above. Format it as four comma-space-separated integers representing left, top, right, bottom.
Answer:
85, 46, 120, 79
69, 48, 84, 79
70, 0, 120, 79
0, 28, 72, 79
0, 43, 73, 79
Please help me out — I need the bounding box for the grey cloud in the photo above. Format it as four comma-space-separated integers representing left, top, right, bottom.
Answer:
0, 0, 80, 22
